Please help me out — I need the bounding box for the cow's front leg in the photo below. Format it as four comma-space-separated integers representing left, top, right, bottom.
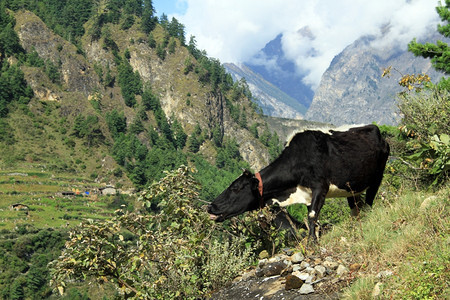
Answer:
307, 189, 327, 242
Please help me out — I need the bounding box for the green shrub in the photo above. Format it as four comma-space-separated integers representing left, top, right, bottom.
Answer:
398, 88, 450, 186
398, 88, 450, 140
50, 166, 255, 299
229, 207, 300, 256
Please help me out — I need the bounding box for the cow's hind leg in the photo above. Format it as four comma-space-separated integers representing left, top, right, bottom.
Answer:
365, 171, 385, 208
347, 195, 364, 216
365, 183, 381, 207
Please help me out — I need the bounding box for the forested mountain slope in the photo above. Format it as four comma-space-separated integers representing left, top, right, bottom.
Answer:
0, 0, 285, 196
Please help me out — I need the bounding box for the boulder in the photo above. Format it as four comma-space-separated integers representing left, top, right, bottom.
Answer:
285, 275, 303, 290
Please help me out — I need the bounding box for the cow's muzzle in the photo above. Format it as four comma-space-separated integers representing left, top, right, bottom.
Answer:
207, 204, 224, 222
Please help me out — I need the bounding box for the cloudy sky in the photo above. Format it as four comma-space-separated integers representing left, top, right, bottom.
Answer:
153, 0, 440, 88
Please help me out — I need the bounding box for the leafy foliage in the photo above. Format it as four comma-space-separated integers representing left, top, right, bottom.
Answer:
0, 23, 23, 57
216, 138, 250, 171
187, 124, 204, 153
259, 127, 283, 161
106, 109, 127, 138
386, 0, 450, 187
50, 167, 254, 299
397, 88, 450, 142
228, 207, 301, 256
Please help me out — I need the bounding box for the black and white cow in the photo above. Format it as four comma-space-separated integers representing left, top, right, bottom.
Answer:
208, 124, 390, 241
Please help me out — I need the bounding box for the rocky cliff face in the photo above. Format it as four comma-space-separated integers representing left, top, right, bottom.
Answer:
17, 11, 100, 98
13, 10, 270, 171
306, 35, 443, 126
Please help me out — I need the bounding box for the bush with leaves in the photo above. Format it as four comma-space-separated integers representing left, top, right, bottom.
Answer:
50, 166, 254, 299
397, 88, 450, 186
391, 0, 450, 187
227, 206, 302, 256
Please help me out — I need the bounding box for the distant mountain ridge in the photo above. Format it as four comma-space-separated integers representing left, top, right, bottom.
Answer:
224, 34, 313, 119
226, 32, 445, 125
224, 63, 305, 119
306, 34, 445, 125
245, 34, 314, 109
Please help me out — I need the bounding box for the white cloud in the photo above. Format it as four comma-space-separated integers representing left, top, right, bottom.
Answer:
176, 0, 440, 88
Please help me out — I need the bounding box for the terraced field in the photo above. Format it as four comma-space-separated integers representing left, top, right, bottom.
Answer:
0, 169, 133, 230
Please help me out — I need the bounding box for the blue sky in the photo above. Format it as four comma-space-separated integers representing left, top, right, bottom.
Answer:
152, 0, 187, 16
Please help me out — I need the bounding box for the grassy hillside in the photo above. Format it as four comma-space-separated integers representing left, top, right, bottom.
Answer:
322, 183, 449, 299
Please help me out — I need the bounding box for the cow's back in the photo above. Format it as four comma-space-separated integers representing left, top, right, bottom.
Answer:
284, 125, 389, 192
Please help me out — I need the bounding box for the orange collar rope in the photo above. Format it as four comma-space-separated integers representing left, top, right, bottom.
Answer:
255, 172, 264, 208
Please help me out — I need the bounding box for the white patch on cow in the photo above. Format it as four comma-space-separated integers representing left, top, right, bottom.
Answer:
285, 124, 367, 147
272, 183, 367, 211
272, 186, 312, 207
309, 210, 316, 218
326, 184, 352, 198
326, 184, 367, 198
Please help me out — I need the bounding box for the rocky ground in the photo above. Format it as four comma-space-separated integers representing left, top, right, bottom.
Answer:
210, 247, 361, 300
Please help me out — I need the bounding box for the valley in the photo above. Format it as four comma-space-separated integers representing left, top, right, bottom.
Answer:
0, 0, 448, 299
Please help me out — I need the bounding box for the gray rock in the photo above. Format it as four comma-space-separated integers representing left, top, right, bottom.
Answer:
299, 283, 315, 294
336, 264, 349, 276
314, 265, 327, 278
376, 270, 393, 279
255, 267, 264, 277
269, 254, 288, 263
299, 261, 310, 269
323, 260, 339, 270
372, 282, 383, 298
259, 261, 288, 277
294, 272, 310, 281
282, 248, 295, 256
258, 258, 268, 268
291, 252, 305, 263
281, 265, 293, 276
241, 269, 256, 281
292, 265, 302, 272
305, 275, 315, 284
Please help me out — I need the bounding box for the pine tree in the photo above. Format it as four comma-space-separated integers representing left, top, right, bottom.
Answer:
142, 0, 157, 34
172, 119, 187, 150
408, 0, 450, 74
0, 23, 23, 57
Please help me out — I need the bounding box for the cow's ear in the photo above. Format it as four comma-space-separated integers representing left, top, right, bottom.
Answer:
250, 177, 259, 191
242, 169, 253, 177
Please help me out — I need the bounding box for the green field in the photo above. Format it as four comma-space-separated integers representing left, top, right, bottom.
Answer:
0, 168, 132, 230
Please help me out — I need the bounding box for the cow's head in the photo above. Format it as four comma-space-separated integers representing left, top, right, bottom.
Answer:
207, 170, 261, 221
